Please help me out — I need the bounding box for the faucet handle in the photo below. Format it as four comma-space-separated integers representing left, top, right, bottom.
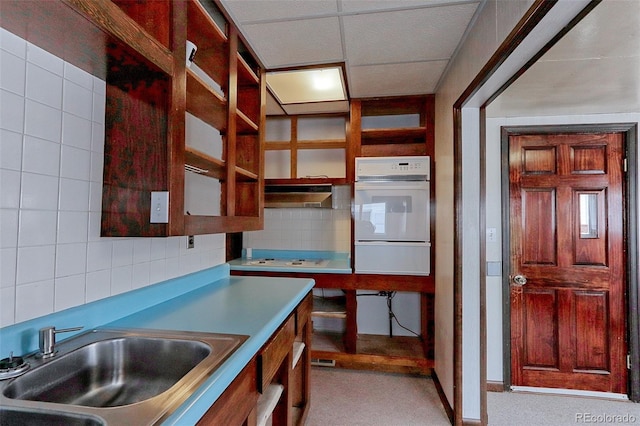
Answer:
39, 326, 83, 358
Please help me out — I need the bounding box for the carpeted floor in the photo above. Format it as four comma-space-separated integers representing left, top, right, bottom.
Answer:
487, 391, 640, 426
306, 366, 640, 425
306, 367, 450, 426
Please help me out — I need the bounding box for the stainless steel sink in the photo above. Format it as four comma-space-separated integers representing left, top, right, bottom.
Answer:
0, 328, 248, 425
0, 406, 105, 425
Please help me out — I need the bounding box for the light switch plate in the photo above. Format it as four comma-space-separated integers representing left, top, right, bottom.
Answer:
486, 227, 497, 242
150, 191, 169, 223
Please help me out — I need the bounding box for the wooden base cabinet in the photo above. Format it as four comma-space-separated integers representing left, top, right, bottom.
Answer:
197, 358, 259, 426
256, 293, 312, 426
197, 292, 312, 426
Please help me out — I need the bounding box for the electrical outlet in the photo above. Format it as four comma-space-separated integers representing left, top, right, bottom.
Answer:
187, 235, 195, 249
150, 192, 169, 223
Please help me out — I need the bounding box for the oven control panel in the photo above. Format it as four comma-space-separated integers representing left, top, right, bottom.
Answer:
355, 156, 430, 180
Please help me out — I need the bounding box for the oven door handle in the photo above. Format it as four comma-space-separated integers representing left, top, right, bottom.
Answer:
354, 181, 428, 191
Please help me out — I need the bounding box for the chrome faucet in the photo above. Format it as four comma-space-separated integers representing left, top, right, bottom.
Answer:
39, 326, 83, 358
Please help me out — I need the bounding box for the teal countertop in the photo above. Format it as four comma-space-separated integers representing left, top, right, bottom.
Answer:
0, 264, 314, 425
228, 249, 352, 274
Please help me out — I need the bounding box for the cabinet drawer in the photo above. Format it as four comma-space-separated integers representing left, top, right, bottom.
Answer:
197, 358, 258, 426
259, 315, 295, 392
296, 293, 313, 337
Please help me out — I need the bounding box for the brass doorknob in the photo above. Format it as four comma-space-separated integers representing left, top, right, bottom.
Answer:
512, 275, 527, 286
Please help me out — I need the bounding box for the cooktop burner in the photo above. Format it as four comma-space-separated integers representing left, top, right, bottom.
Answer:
243, 258, 330, 268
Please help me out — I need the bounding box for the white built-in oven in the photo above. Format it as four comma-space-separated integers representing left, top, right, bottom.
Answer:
354, 156, 430, 275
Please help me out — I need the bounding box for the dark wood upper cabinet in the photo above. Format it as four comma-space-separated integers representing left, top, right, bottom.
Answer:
1, 0, 265, 236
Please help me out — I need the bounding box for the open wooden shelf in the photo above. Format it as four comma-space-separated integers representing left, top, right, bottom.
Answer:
186, 69, 227, 131
187, 0, 228, 85
237, 109, 259, 134
361, 127, 427, 144
312, 296, 347, 319
185, 146, 225, 180
265, 177, 349, 186
311, 332, 433, 375
236, 166, 259, 182
238, 53, 260, 85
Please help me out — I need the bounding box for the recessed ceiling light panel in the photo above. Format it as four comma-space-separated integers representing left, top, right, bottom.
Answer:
267, 66, 347, 104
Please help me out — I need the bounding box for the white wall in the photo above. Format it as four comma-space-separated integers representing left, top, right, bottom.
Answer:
485, 112, 640, 383
0, 29, 226, 327
433, 0, 536, 415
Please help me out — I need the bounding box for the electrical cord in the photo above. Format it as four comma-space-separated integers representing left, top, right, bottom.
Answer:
384, 291, 421, 338
356, 291, 421, 338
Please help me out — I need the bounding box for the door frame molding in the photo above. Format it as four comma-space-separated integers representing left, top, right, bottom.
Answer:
500, 123, 639, 401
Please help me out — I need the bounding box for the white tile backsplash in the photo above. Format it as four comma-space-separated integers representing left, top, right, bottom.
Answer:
15, 279, 54, 322
55, 243, 87, 277
112, 240, 134, 268
60, 145, 91, 180
86, 241, 112, 272
20, 172, 59, 210
1, 50, 26, 95
54, 274, 86, 311
133, 239, 151, 263
24, 99, 62, 142
22, 135, 60, 175
132, 262, 150, 290
1, 169, 21, 209
0, 28, 226, 326
62, 112, 92, 150
26, 43, 63, 75
1, 247, 17, 288
0, 29, 26, 58
85, 269, 111, 303
0, 130, 23, 170
58, 178, 89, 211
64, 62, 93, 90
244, 186, 352, 252
0, 286, 15, 325
62, 80, 92, 121
111, 265, 132, 295
18, 210, 57, 246
57, 211, 88, 244
26, 62, 63, 108
0, 209, 19, 248
16, 245, 56, 285
91, 122, 104, 153
1, 89, 25, 133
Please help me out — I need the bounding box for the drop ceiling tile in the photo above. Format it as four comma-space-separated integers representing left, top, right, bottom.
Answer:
339, 0, 471, 13
242, 18, 344, 68
348, 61, 447, 98
220, 0, 339, 23
342, 3, 479, 65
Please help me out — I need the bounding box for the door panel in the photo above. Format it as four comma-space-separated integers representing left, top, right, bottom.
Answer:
522, 289, 558, 369
510, 132, 627, 394
522, 189, 556, 264
574, 291, 609, 371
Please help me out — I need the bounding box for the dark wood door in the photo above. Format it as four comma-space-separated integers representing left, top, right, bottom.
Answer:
509, 132, 627, 393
